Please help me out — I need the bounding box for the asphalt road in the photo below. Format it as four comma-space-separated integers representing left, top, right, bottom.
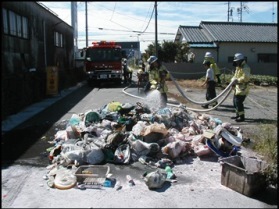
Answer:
1, 76, 277, 208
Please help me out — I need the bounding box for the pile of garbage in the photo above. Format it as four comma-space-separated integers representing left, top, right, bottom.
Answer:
44, 100, 244, 190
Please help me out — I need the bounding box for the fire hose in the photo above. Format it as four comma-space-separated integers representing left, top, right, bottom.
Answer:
122, 68, 235, 112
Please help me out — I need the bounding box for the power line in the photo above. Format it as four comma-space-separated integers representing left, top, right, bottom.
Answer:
110, 2, 116, 20
141, 4, 155, 34
97, 27, 175, 35
140, 3, 153, 32
87, 2, 149, 25
108, 2, 135, 31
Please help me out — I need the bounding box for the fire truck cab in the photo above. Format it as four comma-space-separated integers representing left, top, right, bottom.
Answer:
82, 41, 123, 86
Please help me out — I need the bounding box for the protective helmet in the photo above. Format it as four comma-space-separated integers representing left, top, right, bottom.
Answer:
204, 52, 213, 58
147, 56, 158, 65
233, 53, 245, 61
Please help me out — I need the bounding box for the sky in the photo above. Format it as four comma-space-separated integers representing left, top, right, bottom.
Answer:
39, 1, 277, 52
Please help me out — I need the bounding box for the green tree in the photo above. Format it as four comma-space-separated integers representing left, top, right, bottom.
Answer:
144, 41, 189, 63
175, 42, 189, 63
144, 41, 162, 58
161, 40, 178, 62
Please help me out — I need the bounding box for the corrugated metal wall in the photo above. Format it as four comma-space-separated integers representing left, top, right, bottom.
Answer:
1, 2, 76, 119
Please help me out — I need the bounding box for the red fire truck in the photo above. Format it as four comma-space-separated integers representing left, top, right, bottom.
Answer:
82, 41, 123, 86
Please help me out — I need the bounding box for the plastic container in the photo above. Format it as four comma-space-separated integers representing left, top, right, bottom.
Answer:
75, 165, 110, 186
54, 169, 77, 190
103, 179, 112, 187
220, 155, 268, 197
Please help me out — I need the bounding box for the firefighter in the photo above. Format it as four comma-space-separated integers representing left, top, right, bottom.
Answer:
122, 58, 130, 84
204, 52, 221, 85
230, 53, 251, 122
201, 60, 218, 108
144, 55, 170, 108
127, 65, 133, 83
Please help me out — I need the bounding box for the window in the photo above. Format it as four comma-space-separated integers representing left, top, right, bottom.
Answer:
258, 54, 277, 63
16, 14, 22, 37
54, 31, 63, 47
22, 17, 28, 38
86, 48, 122, 62
2, 9, 9, 34
9, 11, 16, 36
2, 8, 29, 39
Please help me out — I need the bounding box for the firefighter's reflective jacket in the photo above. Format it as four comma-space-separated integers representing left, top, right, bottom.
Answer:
148, 65, 170, 93
231, 60, 251, 96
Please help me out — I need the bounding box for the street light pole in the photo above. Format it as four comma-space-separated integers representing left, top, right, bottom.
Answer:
85, 1, 88, 47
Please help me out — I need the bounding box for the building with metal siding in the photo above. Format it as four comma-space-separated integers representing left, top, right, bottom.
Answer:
175, 21, 277, 64
171, 21, 277, 77
1, 2, 74, 119
2, 1, 74, 73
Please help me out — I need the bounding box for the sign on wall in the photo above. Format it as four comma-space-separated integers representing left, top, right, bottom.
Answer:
46, 66, 59, 96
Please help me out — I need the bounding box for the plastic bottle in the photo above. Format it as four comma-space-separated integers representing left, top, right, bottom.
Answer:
68, 114, 81, 126
165, 166, 175, 179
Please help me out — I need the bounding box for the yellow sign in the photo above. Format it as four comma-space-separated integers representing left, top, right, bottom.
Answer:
46, 66, 59, 96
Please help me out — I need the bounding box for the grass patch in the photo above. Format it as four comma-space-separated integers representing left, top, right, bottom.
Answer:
246, 123, 277, 188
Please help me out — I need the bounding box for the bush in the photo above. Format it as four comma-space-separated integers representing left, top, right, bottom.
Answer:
198, 74, 277, 87
249, 75, 277, 86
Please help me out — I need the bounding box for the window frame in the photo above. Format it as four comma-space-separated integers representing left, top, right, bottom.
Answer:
2, 8, 29, 39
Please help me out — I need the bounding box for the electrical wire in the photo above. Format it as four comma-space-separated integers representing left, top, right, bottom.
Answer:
110, 2, 116, 20
141, 5, 155, 34
140, 3, 153, 32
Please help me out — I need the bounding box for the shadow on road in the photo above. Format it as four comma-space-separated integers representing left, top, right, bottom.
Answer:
251, 185, 278, 206
1, 85, 93, 167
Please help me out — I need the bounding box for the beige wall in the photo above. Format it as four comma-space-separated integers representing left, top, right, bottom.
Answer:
191, 43, 277, 64
177, 42, 277, 79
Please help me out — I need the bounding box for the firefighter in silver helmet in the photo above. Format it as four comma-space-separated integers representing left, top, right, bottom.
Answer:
204, 52, 222, 85
230, 53, 251, 122
144, 55, 170, 108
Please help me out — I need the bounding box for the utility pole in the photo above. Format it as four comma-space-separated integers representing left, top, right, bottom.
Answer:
237, 2, 249, 22
239, 2, 243, 22
85, 1, 88, 47
227, 1, 230, 21
227, 1, 234, 22
272, 2, 275, 23
155, 1, 158, 57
